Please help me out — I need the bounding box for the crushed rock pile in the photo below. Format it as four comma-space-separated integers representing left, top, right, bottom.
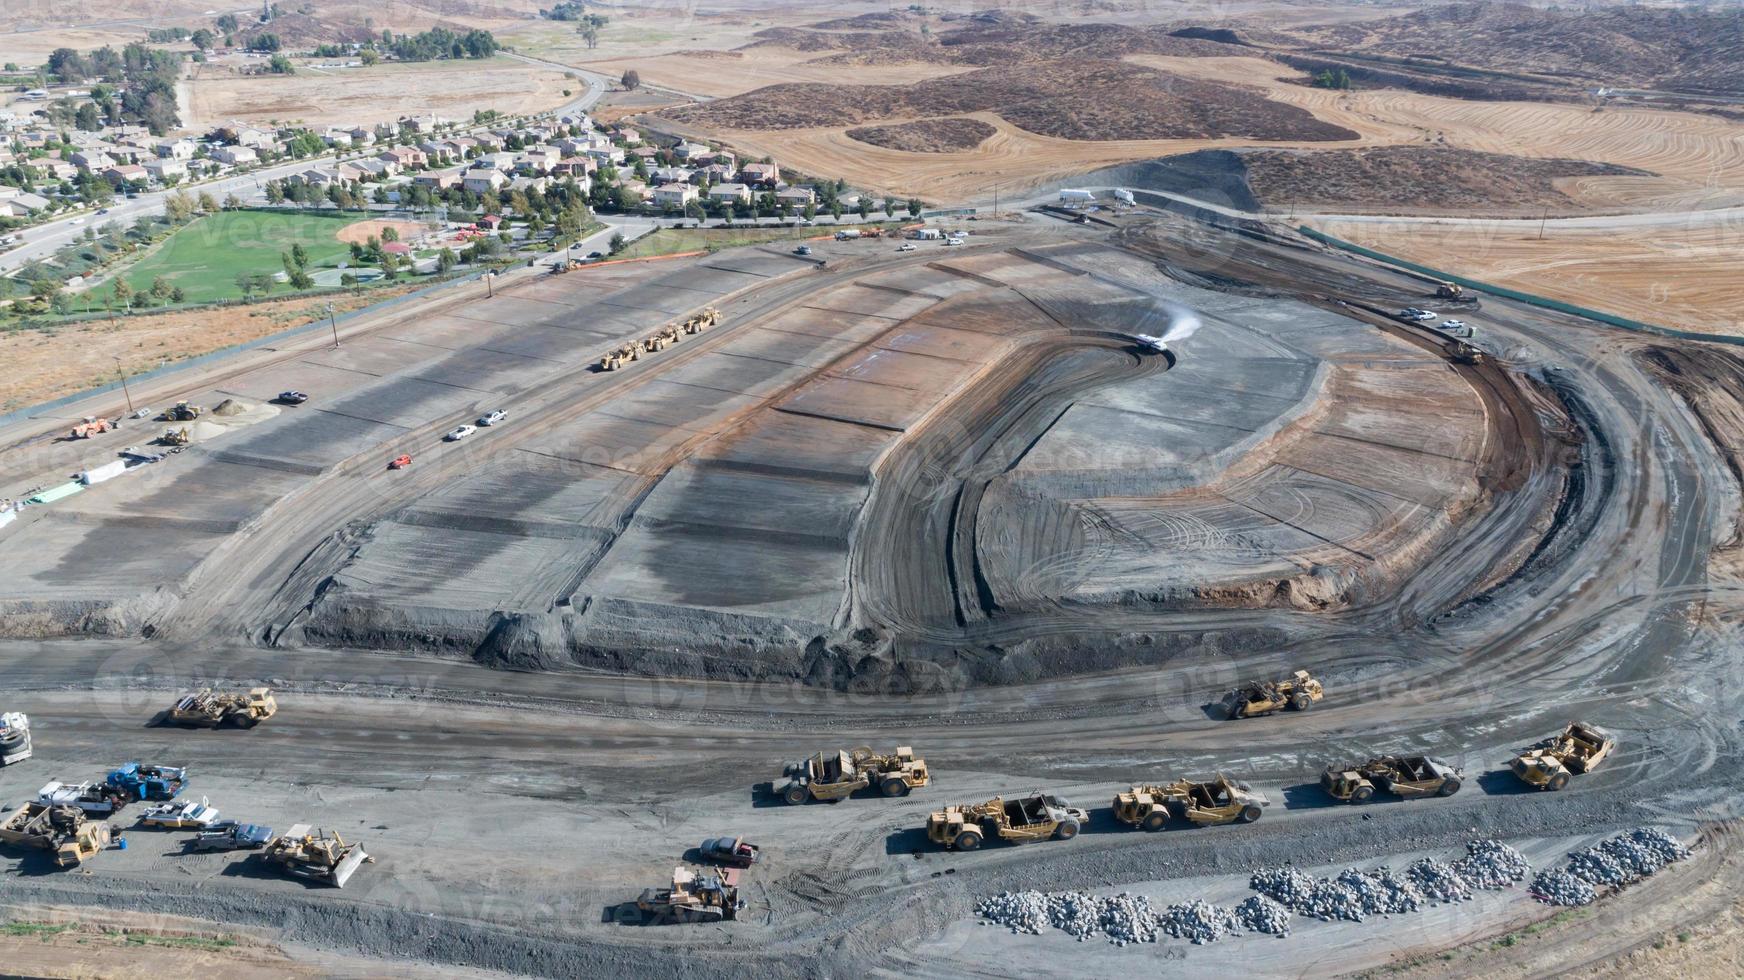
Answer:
1533, 828, 1690, 906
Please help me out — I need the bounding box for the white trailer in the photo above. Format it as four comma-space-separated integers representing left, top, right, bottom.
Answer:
1113, 188, 1136, 206
79, 459, 127, 486
1058, 188, 1097, 205
834, 229, 862, 240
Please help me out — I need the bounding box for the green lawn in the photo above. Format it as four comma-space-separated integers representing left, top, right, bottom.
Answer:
122, 211, 364, 305
616, 222, 908, 260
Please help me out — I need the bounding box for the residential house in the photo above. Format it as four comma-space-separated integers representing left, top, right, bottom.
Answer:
323, 130, 354, 149
413, 167, 464, 191
347, 126, 376, 147
516, 146, 562, 174
69, 149, 113, 172
156, 139, 196, 160
0, 191, 50, 216
585, 145, 626, 166
616, 178, 650, 202
650, 166, 693, 185
672, 140, 710, 160
102, 164, 148, 186
380, 147, 427, 170
143, 158, 186, 182
210, 145, 258, 166
233, 127, 273, 148
462, 167, 507, 194
285, 167, 336, 187
550, 156, 596, 178
627, 145, 658, 163
476, 214, 503, 231
611, 126, 642, 145
775, 186, 817, 207
707, 182, 752, 205
697, 163, 736, 185
652, 183, 698, 208
739, 162, 780, 187
41, 160, 79, 181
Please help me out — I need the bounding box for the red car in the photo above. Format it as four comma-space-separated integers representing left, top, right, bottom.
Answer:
389, 454, 412, 469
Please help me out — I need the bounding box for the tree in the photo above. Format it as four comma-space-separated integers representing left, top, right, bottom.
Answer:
236, 273, 256, 301
608, 231, 626, 255
282, 252, 314, 289
856, 198, 871, 219
436, 247, 457, 273
291, 243, 309, 268
191, 29, 216, 50
250, 33, 283, 53
381, 226, 399, 242
829, 200, 844, 221
164, 190, 196, 223
198, 191, 219, 213
216, 13, 239, 32
75, 103, 102, 131
621, 69, 641, 91
48, 48, 89, 83
113, 277, 133, 306
882, 196, 897, 218
170, 286, 185, 303
150, 275, 174, 300
360, 49, 379, 67
803, 202, 817, 222
906, 197, 922, 217
223, 192, 243, 210
268, 53, 294, 75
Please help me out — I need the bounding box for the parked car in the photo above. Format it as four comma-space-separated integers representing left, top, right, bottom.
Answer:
190, 820, 274, 852
444, 424, 476, 442
137, 796, 222, 829
97, 208, 110, 215
477, 410, 507, 427
942, 238, 964, 247
793, 245, 813, 256
699, 836, 760, 868
389, 454, 412, 469
897, 243, 917, 252
587, 251, 603, 259
1411, 310, 1439, 321
1399, 308, 1424, 319
1440, 319, 1468, 331
277, 391, 309, 405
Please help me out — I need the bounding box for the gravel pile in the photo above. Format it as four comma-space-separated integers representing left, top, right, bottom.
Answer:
1234, 895, 1292, 937
1406, 857, 1475, 903
1451, 839, 1531, 890
1253, 864, 1428, 921
1335, 866, 1423, 917
1160, 900, 1242, 944
976, 891, 1051, 936
1530, 868, 1598, 906
1098, 893, 1161, 946
1545, 827, 1691, 898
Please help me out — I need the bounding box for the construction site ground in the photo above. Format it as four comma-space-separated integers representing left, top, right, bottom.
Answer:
1, 203, 1741, 975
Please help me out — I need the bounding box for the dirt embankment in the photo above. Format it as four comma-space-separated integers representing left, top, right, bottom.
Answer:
846, 117, 997, 152
664, 60, 1359, 142
1639, 346, 1744, 554
1238, 146, 1652, 212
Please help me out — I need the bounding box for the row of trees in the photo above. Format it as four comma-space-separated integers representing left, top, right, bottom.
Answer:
44, 43, 182, 134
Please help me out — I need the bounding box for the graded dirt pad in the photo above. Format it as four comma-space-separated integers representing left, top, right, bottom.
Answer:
1307, 216, 1744, 336
2, 202, 1743, 978
847, 117, 998, 153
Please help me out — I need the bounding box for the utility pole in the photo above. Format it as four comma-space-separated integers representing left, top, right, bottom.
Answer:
326, 301, 339, 348
113, 356, 134, 417
1539, 209, 1548, 241
486, 271, 496, 298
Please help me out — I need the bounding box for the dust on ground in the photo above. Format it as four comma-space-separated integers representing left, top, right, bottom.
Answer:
336, 219, 430, 246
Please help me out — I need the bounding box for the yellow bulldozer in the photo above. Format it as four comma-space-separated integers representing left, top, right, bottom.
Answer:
636, 866, 743, 923
926, 793, 1088, 850
1511, 721, 1616, 791
160, 402, 202, 422
1436, 282, 1464, 299
263, 825, 374, 887
1113, 774, 1269, 829
1223, 669, 1323, 719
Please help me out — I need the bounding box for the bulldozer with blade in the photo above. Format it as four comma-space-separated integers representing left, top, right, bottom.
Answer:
926, 793, 1088, 850
1511, 721, 1616, 791
0, 801, 113, 868
160, 402, 202, 422
162, 687, 277, 728
1321, 756, 1463, 803
1115, 774, 1268, 828
636, 866, 744, 923
262, 825, 374, 887
1223, 669, 1323, 719
776, 745, 929, 804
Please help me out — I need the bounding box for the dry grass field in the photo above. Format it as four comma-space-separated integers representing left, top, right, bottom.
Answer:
180, 57, 576, 129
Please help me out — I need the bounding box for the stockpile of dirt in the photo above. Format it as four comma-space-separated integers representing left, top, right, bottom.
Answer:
846, 117, 997, 153
1282, 2, 1744, 95
665, 60, 1358, 142
1237, 146, 1652, 212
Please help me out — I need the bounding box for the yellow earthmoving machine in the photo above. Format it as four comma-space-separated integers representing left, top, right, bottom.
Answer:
1511, 721, 1616, 791
599, 343, 641, 371
1321, 756, 1463, 803
926, 793, 1088, 850
162, 687, 277, 729
262, 824, 374, 887
160, 427, 191, 446
682, 308, 720, 335
1114, 774, 1268, 828
70, 417, 114, 439
161, 402, 202, 422
775, 745, 928, 804
1223, 669, 1323, 719
1436, 282, 1464, 299
636, 866, 744, 923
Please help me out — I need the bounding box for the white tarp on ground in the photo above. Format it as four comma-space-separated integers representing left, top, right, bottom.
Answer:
0, 509, 14, 530
80, 459, 127, 485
